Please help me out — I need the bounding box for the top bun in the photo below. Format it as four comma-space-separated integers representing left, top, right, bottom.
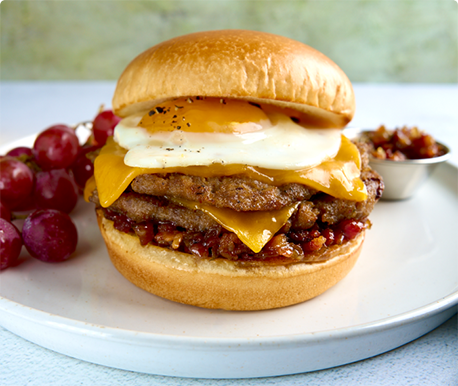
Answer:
113, 30, 355, 128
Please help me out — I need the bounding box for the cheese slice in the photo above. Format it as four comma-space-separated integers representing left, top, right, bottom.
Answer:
170, 197, 299, 253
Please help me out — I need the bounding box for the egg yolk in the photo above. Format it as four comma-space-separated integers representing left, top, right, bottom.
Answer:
138, 97, 269, 134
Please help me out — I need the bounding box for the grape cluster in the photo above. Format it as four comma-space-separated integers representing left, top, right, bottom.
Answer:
0, 109, 120, 270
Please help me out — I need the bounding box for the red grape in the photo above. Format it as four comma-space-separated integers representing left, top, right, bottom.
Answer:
6, 147, 33, 158
33, 125, 80, 170
0, 201, 11, 221
10, 194, 36, 212
0, 218, 23, 270
93, 110, 121, 146
22, 209, 78, 263
71, 145, 97, 189
0, 157, 34, 209
34, 169, 79, 213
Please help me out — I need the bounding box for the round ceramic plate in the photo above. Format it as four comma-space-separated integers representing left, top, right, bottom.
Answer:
0, 136, 457, 379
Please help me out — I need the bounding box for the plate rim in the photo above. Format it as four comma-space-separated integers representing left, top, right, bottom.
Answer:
1, 288, 457, 348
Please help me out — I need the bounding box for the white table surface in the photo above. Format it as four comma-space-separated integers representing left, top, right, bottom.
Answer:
0, 82, 457, 385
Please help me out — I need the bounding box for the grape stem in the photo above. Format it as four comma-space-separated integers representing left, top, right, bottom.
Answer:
12, 213, 29, 220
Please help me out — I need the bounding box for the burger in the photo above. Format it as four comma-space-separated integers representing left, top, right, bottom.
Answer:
86, 30, 383, 310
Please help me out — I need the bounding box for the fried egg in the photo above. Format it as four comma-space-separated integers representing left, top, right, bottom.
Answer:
113, 97, 342, 170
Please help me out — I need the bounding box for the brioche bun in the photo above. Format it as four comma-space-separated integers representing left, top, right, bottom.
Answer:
97, 30, 367, 311
97, 210, 364, 311
112, 29, 355, 128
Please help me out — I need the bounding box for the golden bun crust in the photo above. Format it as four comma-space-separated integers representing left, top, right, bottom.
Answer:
97, 210, 364, 310
113, 30, 355, 128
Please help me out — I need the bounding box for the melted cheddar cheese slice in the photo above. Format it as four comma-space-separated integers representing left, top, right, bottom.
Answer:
170, 197, 299, 253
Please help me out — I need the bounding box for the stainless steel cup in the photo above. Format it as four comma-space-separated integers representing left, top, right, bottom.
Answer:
344, 128, 451, 200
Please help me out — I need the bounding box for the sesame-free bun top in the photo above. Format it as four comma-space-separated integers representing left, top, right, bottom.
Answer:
113, 30, 355, 128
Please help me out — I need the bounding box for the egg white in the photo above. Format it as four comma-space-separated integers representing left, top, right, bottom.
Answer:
113, 112, 342, 170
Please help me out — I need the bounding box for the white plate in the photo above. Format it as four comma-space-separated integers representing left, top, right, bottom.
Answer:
0, 136, 457, 379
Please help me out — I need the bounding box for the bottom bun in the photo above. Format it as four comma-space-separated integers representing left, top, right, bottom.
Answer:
96, 210, 365, 311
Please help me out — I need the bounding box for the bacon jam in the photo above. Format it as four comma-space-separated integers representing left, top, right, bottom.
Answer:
364, 125, 447, 161
101, 207, 369, 264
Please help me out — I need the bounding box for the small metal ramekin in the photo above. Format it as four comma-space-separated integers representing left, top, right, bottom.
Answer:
344, 128, 451, 200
